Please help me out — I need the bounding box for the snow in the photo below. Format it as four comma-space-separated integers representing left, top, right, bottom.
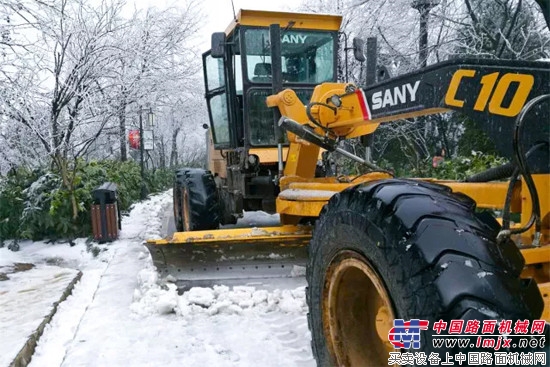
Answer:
186, 287, 216, 308
237, 211, 280, 227
291, 265, 306, 277
476, 271, 493, 278
278, 188, 338, 201
0, 190, 314, 367
0, 265, 79, 367
479, 307, 500, 318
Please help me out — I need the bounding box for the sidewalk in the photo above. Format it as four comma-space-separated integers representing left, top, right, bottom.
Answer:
0, 263, 81, 367
0, 192, 169, 367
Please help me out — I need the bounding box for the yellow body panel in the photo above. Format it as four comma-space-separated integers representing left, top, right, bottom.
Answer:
148, 225, 311, 246
267, 90, 320, 178
436, 181, 521, 210
249, 147, 288, 164
225, 9, 342, 35
277, 174, 393, 220
440, 175, 549, 247
520, 246, 550, 265
248, 147, 324, 164
287, 173, 391, 191
277, 198, 327, 218
276, 176, 518, 218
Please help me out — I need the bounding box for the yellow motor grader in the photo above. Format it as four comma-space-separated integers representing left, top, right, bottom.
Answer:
147, 8, 550, 366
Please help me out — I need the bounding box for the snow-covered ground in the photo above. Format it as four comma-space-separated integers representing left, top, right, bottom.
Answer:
0, 264, 79, 367
0, 191, 314, 367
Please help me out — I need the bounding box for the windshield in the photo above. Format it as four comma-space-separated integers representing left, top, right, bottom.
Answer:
244, 28, 335, 84
248, 89, 313, 146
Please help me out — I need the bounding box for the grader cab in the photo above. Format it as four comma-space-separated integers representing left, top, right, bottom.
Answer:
149, 10, 345, 289
146, 8, 550, 366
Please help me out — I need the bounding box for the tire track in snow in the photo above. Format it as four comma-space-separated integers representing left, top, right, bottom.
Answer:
260, 312, 315, 366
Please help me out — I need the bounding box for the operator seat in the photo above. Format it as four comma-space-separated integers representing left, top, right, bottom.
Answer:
252, 62, 271, 83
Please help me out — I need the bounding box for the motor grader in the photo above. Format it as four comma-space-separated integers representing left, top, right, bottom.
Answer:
147, 8, 550, 366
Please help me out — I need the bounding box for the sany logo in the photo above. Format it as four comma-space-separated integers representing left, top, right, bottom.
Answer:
282, 34, 307, 44
388, 319, 430, 349
371, 80, 420, 110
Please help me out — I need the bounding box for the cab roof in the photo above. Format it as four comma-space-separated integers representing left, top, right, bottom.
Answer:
225, 9, 343, 35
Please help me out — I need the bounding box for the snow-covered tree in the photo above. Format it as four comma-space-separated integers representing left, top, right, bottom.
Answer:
0, 0, 204, 222
102, 2, 202, 161
297, 0, 549, 173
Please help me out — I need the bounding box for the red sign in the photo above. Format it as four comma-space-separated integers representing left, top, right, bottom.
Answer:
128, 130, 140, 150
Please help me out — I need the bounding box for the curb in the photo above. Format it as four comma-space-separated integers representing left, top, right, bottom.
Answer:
9, 271, 83, 367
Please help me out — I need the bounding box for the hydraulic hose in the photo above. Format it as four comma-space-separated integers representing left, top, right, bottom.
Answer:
465, 162, 516, 183
501, 142, 548, 231
498, 94, 550, 245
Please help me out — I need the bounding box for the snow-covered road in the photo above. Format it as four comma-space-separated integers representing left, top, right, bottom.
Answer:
0, 191, 315, 367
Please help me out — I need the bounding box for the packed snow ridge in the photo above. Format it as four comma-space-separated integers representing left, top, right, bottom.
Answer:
132, 266, 307, 318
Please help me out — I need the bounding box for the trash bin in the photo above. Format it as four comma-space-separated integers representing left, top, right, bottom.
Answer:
91, 182, 120, 242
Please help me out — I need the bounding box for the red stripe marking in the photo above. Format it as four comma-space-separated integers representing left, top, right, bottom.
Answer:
355, 89, 371, 120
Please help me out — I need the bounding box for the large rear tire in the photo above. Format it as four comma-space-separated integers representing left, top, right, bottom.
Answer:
306, 179, 543, 367
173, 168, 220, 232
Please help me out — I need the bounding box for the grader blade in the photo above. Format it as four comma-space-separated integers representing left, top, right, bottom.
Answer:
145, 225, 311, 291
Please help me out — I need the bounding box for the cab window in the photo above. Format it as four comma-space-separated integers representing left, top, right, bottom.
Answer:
244, 29, 335, 84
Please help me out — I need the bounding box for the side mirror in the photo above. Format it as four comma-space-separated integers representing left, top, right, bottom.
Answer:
352, 38, 366, 62
202, 123, 209, 130
211, 32, 226, 58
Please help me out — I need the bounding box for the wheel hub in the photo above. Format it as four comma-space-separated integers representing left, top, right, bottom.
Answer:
323, 251, 396, 366
182, 189, 190, 231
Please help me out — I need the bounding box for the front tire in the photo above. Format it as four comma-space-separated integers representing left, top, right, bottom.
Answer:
306, 179, 543, 367
173, 168, 220, 232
